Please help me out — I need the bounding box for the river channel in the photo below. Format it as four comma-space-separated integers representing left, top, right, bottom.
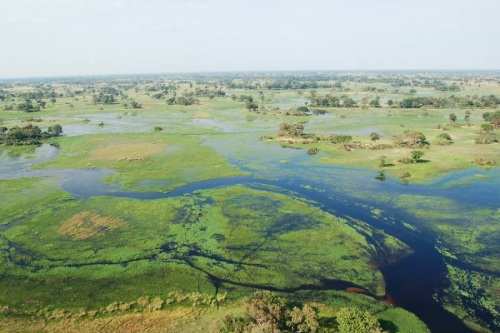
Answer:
1, 140, 498, 333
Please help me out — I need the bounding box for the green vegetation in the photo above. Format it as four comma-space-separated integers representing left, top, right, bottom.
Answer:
0, 71, 499, 332
0, 186, 406, 308
36, 133, 243, 192
0, 124, 62, 145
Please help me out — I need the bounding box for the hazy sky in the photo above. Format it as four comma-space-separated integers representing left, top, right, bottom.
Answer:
1, 0, 499, 77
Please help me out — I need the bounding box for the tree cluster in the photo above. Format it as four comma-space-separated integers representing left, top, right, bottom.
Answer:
166, 95, 199, 106
214, 291, 386, 333
483, 111, 500, 128
92, 94, 115, 105
392, 130, 428, 148
399, 95, 500, 109
308, 93, 357, 108
277, 123, 304, 137
0, 124, 62, 146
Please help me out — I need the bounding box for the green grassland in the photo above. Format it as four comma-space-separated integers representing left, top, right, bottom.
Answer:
0, 290, 429, 333
0, 177, 73, 226
0, 72, 499, 332
0, 185, 409, 311
264, 107, 498, 182
35, 133, 244, 192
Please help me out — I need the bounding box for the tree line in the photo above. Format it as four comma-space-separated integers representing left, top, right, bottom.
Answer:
214, 291, 387, 333
0, 124, 62, 145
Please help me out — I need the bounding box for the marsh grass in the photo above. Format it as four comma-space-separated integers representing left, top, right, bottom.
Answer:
0, 76, 498, 332
0, 186, 409, 313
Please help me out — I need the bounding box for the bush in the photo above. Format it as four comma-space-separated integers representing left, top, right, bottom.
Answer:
475, 132, 497, 144
335, 307, 384, 333
474, 158, 496, 166
400, 171, 411, 179
278, 123, 304, 137
437, 133, 452, 141
307, 148, 319, 155
411, 150, 425, 162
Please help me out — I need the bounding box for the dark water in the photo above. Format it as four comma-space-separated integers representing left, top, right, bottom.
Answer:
58, 169, 493, 333
3, 141, 498, 332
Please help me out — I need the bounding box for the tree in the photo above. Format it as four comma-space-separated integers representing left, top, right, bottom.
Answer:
411, 150, 425, 162
246, 102, 259, 112
215, 314, 246, 333
212, 292, 322, 333
335, 307, 384, 333
328, 134, 352, 149
482, 110, 500, 128
278, 123, 304, 137
296, 106, 310, 114
129, 100, 142, 109
436, 132, 452, 145
475, 132, 497, 144
369, 97, 381, 108
464, 110, 471, 123
286, 305, 319, 333
16, 100, 36, 112
480, 123, 494, 132
48, 124, 63, 136
378, 155, 386, 168
370, 132, 381, 142
449, 113, 457, 123
244, 291, 286, 333
392, 130, 427, 148
341, 96, 357, 107
437, 133, 452, 140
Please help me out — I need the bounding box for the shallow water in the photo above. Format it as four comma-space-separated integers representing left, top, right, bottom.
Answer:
1, 129, 497, 332
0, 144, 60, 177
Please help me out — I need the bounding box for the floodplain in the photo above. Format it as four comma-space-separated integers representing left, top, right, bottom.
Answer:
0, 71, 498, 333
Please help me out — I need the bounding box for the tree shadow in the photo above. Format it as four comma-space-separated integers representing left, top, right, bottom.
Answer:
318, 316, 336, 328
380, 319, 399, 333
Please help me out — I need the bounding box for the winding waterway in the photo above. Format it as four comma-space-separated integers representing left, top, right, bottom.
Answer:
1, 141, 498, 332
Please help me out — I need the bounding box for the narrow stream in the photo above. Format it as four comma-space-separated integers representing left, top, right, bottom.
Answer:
2, 141, 498, 332
58, 169, 486, 333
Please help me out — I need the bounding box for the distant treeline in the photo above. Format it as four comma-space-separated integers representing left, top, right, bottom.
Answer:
399, 95, 500, 108
305, 94, 500, 109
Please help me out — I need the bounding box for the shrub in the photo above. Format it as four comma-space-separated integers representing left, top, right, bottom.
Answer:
437, 133, 452, 141
400, 171, 411, 179
307, 148, 319, 155
474, 158, 496, 166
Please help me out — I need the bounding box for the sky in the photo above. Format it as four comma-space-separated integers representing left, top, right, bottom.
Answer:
0, 0, 499, 78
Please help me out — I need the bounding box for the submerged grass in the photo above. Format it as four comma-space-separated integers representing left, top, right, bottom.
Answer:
0, 177, 74, 226
1, 77, 498, 332
36, 133, 244, 192
0, 185, 407, 312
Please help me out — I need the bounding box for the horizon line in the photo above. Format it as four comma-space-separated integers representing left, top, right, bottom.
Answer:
1, 68, 500, 81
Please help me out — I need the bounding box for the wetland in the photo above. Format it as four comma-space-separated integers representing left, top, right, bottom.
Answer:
0, 71, 499, 332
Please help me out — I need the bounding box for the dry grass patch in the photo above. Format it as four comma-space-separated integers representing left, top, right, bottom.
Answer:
193, 112, 210, 119
90, 143, 166, 161
0, 307, 202, 333
59, 211, 127, 240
